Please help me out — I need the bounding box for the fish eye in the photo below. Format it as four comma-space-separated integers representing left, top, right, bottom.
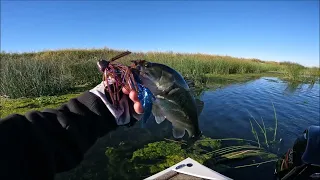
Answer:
144, 63, 150, 67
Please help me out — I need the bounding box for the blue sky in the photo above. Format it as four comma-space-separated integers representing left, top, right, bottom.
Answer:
1, 1, 319, 67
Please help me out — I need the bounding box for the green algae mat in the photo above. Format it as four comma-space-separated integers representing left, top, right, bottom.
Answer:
104, 137, 278, 180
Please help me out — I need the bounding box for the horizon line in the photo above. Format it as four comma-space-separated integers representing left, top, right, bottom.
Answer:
1, 46, 319, 68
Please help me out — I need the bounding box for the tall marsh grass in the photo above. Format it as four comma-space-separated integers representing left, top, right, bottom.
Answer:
0, 54, 73, 98
281, 61, 305, 81
280, 61, 320, 82
0, 48, 308, 98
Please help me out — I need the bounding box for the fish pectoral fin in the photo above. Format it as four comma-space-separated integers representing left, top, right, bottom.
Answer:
152, 104, 166, 124
195, 98, 204, 116
155, 116, 166, 124
172, 124, 186, 139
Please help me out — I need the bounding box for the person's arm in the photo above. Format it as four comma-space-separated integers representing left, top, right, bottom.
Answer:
0, 91, 118, 180
0, 80, 144, 180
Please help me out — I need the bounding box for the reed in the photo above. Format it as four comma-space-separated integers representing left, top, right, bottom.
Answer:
281, 61, 305, 81
247, 102, 281, 152
0, 48, 309, 98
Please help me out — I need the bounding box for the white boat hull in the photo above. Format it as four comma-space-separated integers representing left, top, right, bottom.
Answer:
145, 157, 232, 180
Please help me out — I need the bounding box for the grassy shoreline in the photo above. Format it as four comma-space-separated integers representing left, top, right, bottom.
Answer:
0, 93, 80, 118
2, 48, 318, 98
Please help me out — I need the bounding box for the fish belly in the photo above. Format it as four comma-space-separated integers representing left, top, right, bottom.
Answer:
153, 88, 199, 138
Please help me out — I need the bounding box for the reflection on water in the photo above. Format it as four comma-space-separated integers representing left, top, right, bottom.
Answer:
283, 79, 319, 95
56, 77, 320, 180
284, 82, 303, 94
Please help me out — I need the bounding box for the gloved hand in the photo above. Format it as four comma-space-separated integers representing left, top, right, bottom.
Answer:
89, 81, 143, 126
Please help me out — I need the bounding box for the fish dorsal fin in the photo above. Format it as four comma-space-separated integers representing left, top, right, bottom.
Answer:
195, 99, 204, 116
172, 123, 186, 138
183, 78, 198, 97
152, 103, 166, 124
185, 79, 195, 89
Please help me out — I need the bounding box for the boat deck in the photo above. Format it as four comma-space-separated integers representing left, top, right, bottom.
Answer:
154, 170, 205, 180
145, 157, 231, 180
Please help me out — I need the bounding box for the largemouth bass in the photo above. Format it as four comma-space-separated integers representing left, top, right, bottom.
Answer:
133, 61, 204, 138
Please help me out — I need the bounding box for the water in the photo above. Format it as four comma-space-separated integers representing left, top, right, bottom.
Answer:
56, 77, 320, 180
200, 77, 319, 152
197, 77, 319, 179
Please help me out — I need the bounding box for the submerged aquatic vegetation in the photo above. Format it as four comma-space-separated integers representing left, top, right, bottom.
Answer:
104, 137, 278, 180
130, 141, 187, 174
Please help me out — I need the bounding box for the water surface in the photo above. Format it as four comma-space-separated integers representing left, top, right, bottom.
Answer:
200, 77, 319, 151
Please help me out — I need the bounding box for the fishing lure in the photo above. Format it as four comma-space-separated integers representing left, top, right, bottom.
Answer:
97, 51, 139, 108
137, 83, 155, 127
97, 51, 155, 126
